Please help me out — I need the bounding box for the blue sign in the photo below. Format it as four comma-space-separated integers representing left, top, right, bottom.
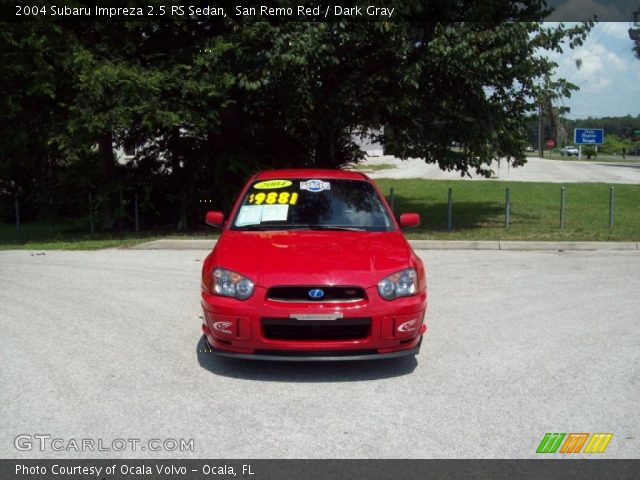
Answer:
574, 128, 604, 145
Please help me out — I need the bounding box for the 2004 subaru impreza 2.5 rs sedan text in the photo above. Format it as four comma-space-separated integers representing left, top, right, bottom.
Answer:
200, 169, 427, 361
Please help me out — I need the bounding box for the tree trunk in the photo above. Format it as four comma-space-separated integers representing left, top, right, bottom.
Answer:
180, 190, 188, 231
98, 130, 116, 229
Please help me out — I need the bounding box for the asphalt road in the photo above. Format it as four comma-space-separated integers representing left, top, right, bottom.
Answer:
1, 249, 639, 458
364, 155, 640, 184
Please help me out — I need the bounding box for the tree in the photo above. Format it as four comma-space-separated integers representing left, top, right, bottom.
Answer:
630, 23, 640, 58
193, 17, 591, 178
534, 73, 578, 155
0, 21, 76, 221
378, 20, 590, 173
54, 18, 235, 227
1, 2, 594, 229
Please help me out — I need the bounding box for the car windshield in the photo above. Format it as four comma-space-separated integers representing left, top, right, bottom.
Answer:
230, 178, 394, 231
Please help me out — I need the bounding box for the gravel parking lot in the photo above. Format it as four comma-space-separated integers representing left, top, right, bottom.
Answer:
1, 249, 638, 458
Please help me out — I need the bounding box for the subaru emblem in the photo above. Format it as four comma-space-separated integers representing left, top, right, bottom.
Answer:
308, 288, 325, 299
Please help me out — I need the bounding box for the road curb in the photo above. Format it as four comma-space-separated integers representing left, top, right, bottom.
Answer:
133, 239, 217, 250
132, 239, 639, 251
498, 241, 638, 251
411, 240, 500, 250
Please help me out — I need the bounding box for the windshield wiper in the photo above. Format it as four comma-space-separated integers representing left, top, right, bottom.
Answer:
304, 225, 366, 232
236, 225, 274, 231
237, 224, 366, 232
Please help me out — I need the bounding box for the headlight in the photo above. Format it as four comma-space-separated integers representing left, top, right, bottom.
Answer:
212, 268, 254, 300
378, 268, 418, 300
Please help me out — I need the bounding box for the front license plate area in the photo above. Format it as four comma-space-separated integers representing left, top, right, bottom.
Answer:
261, 317, 370, 341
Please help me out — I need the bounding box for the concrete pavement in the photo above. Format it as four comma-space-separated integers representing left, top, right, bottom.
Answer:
362, 155, 640, 184
1, 249, 639, 458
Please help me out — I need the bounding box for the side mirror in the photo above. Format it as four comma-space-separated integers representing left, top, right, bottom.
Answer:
205, 211, 224, 227
399, 213, 420, 229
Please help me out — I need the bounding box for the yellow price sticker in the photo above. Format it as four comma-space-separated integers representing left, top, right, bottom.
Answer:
248, 191, 299, 206
253, 180, 292, 190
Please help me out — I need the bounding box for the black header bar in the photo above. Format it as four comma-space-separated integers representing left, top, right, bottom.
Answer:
1, 459, 640, 480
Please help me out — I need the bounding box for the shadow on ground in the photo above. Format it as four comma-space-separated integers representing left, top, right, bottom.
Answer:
196, 336, 419, 382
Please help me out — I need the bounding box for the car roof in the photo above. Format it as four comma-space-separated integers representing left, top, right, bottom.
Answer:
253, 169, 370, 181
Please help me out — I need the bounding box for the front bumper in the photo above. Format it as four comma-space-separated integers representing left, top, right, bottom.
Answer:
201, 335, 422, 361
200, 285, 427, 360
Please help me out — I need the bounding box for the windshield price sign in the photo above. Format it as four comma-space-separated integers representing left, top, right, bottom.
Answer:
574, 128, 604, 145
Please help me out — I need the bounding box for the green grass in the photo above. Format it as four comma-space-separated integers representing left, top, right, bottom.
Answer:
0, 237, 154, 250
0, 221, 218, 250
375, 179, 640, 241
2, 179, 638, 248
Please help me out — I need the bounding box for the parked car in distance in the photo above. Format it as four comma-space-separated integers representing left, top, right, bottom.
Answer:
525, 145, 534, 152
200, 169, 428, 361
560, 146, 579, 156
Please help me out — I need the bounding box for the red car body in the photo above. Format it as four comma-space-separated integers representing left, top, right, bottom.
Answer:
200, 169, 427, 361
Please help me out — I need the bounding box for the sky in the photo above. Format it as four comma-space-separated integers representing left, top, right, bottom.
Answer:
545, 22, 640, 119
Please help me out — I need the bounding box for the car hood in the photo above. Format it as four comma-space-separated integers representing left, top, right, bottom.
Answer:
211, 230, 414, 288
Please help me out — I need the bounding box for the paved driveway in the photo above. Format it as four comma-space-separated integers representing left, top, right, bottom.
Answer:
1, 249, 638, 458
364, 155, 640, 184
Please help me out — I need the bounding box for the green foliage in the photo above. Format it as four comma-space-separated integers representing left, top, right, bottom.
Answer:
381, 21, 591, 175
581, 145, 596, 158
525, 113, 640, 152
598, 134, 634, 155
0, 3, 595, 229
567, 115, 640, 141
632, 26, 640, 59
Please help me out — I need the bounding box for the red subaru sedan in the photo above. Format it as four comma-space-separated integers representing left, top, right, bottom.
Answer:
200, 169, 427, 361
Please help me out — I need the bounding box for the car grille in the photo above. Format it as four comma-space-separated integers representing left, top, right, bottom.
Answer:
261, 318, 371, 341
267, 286, 366, 302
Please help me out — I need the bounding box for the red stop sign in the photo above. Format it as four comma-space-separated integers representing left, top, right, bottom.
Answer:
546, 139, 556, 149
